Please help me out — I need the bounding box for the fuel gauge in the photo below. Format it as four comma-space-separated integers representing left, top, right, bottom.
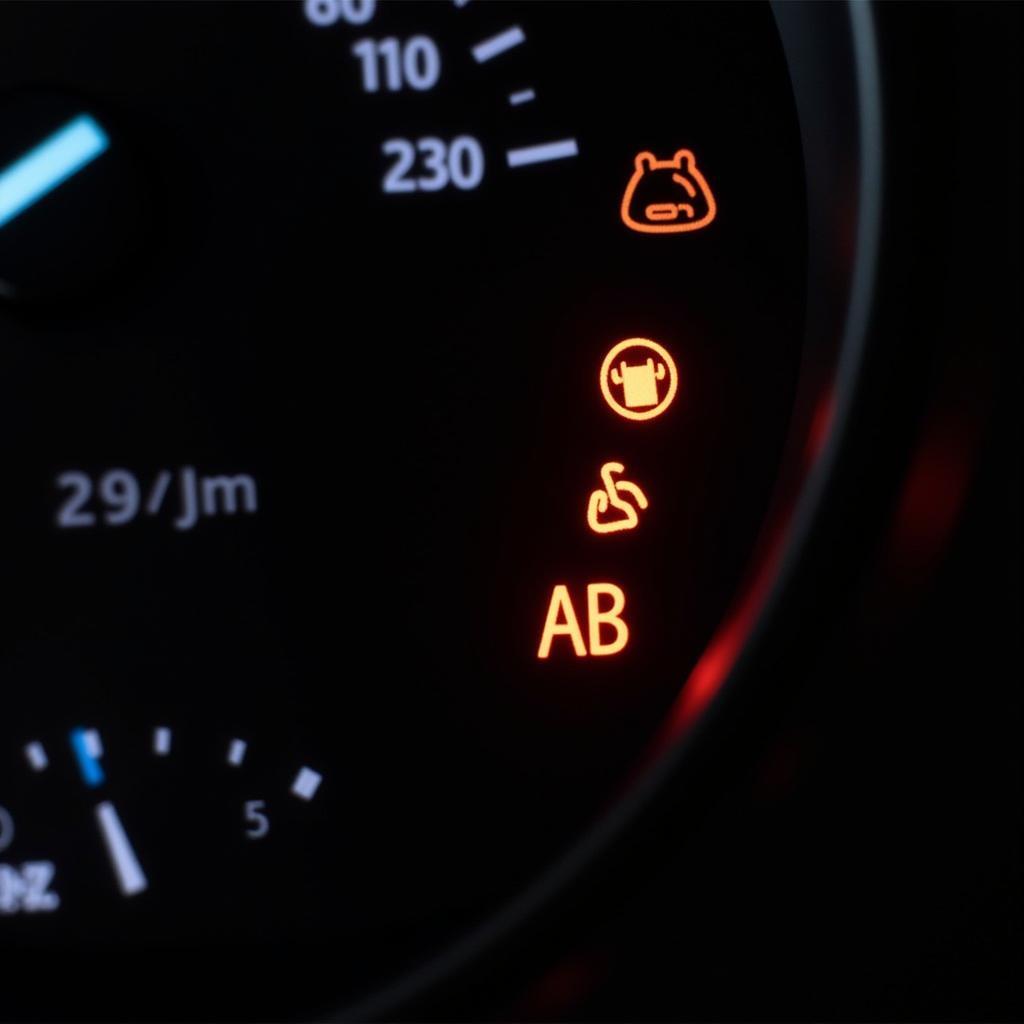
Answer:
2, 724, 327, 936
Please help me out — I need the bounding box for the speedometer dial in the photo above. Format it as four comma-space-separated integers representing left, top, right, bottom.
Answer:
0, 2, 878, 1018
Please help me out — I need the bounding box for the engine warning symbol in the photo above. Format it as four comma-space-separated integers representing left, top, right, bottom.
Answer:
600, 338, 678, 421
587, 462, 648, 534
620, 149, 717, 234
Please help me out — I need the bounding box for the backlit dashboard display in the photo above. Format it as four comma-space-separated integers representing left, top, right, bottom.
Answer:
0, 2, 877, 1018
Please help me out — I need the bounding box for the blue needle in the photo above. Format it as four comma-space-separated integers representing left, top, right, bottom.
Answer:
70, 727, 105, 788
0, 113, 110, 230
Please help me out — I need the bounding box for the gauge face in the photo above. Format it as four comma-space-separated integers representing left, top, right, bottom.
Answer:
0, 1, 811, 1017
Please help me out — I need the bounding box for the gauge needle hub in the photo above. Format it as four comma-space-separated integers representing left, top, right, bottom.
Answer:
95, 801, 149, 898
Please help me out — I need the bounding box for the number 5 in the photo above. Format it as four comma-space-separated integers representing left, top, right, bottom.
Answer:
244, 800, 269, 840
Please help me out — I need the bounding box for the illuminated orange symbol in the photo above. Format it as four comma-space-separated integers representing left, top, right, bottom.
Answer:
620, 149, 717, 234
599, 337, 678, 421
587, 462, 648, 534
537, 583, 629, 659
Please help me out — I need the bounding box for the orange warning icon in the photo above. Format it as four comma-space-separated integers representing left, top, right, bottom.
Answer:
537, 583, 629, 659
620, 149, 717, 234
587, 462, 648, 534
599, 338, 678, 421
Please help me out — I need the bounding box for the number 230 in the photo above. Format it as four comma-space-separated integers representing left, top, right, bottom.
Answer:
382, 136, 484, 193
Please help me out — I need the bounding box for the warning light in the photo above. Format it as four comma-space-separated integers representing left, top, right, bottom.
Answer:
587, 462, 648, 534
599, 338, 678, 421
620, 150, 717, 234
536, 583, 629, 659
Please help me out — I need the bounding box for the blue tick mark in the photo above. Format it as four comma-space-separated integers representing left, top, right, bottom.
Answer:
70, 727, 105, 788
0, 114, 110, 230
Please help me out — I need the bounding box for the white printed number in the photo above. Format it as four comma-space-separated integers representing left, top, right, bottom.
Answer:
304, 0, 375, 27
383, 137, 485, 194
0, 862, 60, 915
244, 800, 270, 841
55, 468, 141, 527
352, 36, 440, 93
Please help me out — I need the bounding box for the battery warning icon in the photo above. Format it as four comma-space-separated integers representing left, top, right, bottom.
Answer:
599, 338, 678, 421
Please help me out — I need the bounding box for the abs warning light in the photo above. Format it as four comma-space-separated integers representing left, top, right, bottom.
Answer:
537, 583, 629, 659
600, 338, 678, 421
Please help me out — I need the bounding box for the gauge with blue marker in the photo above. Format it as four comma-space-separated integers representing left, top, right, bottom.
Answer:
8, 722, 323, 901
0, 114, 109, 231
0, 1, 879, 1019
0, 96, 149, 304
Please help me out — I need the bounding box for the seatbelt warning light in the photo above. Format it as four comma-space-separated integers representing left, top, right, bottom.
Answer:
587, 461, 648, 534
536, 583, 629, 659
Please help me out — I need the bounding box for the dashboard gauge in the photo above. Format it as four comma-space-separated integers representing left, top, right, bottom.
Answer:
0, 2, 880, 1019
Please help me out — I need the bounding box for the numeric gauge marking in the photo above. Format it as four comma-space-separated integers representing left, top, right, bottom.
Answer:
508, 89, 536, 107
471, 26, 526, 64
7, 724, 326, 912
352, 36, 441, 93
152, 727, 172, 756
303, 0, 376, 28
244, 801, 270, 840
290, 767, 323, 802
505, 139, 580, 169
382, 136, 484, 193
227, 739, 247, 767
23, 742, 48, 772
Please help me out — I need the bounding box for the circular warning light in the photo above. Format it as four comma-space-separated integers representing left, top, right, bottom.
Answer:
599, 338, 679, 421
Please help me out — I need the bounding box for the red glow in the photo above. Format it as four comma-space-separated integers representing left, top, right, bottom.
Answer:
652, 385, 983, 752
513, 951, 606, 1020
882, 410, 977, 593
662, 520, 784, 740
803, 388, 835, 467
647, 379, 833, 754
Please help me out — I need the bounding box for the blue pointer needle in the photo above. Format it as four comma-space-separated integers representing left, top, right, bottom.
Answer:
70, 727, 105, 788
0, 113, 110, 230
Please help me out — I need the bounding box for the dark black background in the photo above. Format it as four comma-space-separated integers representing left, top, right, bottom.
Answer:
410, 3, 1021, 1020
